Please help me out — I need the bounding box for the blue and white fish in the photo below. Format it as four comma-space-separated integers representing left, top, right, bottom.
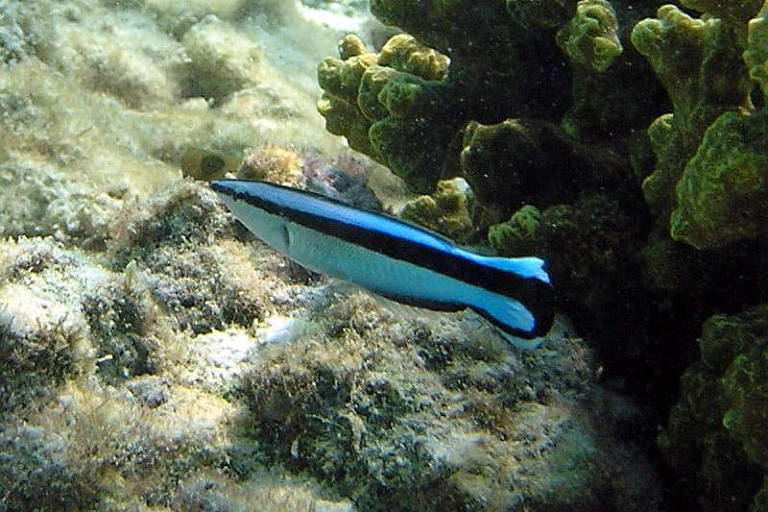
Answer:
211, 179, 554, 349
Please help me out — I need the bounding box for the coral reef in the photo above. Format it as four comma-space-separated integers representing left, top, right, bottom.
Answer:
314, 3, 768, 510
0, 182, 353, 510
556, 0, 622, 73
316, 0, 661, 211
746, 2, 768, 99
180, 15, 264, 103
631, 3, 761, 249
246, 294, 659, 511
317, 33, 454, 192
400, 177, 475, 243
659, 305, 768, 511
0, 177, 660, 512
0, 0, 35, 65
458, 117, 630, 214
670, 109, 768, 248
0, 423, 101, 511
488, 195, 651, 370
4, 0, 768, 510
0, 2, 366, 507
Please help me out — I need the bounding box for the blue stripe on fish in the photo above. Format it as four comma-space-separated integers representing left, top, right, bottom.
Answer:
211, 179, 554, 346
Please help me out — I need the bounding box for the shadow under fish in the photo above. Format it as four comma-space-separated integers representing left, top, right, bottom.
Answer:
211, 179, 554, 349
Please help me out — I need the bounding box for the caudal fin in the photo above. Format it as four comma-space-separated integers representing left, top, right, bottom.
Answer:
469, 274, 554, 349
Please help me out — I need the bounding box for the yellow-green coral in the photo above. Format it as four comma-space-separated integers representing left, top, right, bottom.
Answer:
487, 204, 542, 254
317, 34, 453, 192
661, 306, 768, 511
722, 339, 768, 469
556, 0, 623, 72
745, 2, 768, 100
681, 0, 764, 31
670, 110, 768, 248
400, 177, 476, 243
377, 34, 450, 81
632, 4, 750, 218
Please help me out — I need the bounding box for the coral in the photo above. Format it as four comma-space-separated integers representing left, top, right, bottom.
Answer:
746, 2, 768, 100
0, 303, 86, 413
0, 424, 100, 511
670, 109, 768, 248
660, 306, 768, 511
108, 184, 268, 335
0, 182, 351, 508
368, 0, 570, 120
245, 293, 659, 511
400, 177, 476, 243
108, 182, 234, 264
181, 15, 264, 103
631, 4, 751, 218
318, 0, 662, 212
238, 144, 304, 186
0, 0, 33, 65
0, 239, 93, 412
488, 195, 645, 348
488, 195, 640, 318
81, 268, 167, 382
556, 0, 667, 141
722, 336, 768, 468
556, 0, 622, 73
0, 154, 121, 249
629, 2, 768, 251
52, 20, 181, 109
10, 0, 768, 510
487, 204, 542, 252
681, 0, 764, 31
127, 375, 171, 408
317, 33, 454, 192
315, 11, 574, 196
173, 473, 355, 512
458, 118, 629, 213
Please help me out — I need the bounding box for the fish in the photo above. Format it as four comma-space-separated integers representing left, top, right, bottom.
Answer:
210, 179, 554, 349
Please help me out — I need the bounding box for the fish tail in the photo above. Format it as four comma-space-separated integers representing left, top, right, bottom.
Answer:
467, 266, 554, 349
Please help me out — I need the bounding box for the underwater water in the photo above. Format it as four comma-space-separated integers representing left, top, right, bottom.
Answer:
1, 0, 767, 511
